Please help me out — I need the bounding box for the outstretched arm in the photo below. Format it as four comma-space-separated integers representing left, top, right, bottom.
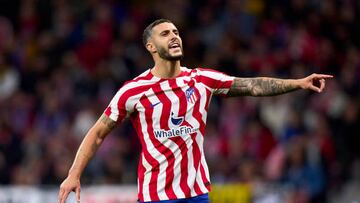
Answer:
58, 114, 117, 203
227, 73, 333, 97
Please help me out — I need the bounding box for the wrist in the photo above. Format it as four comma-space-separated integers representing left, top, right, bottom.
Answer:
293, 79, 304, 89
68, 169, 81, 179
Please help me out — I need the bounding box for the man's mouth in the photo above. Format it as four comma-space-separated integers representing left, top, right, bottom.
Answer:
169, 42, 180, 50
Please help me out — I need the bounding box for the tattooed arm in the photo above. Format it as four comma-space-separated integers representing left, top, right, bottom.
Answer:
228, 74, 333, 97
58, 114, 117, 203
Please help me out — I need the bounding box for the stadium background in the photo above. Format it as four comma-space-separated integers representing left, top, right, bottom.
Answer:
0, 0, 359, 202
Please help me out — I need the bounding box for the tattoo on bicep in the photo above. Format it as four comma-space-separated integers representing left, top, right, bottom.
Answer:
100, 114, 117, 130
228, 77, 298, 97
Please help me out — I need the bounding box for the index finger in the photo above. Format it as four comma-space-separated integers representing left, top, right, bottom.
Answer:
58, 189, 64, 201
313, 74, 334, 79
59, 189, 71, 203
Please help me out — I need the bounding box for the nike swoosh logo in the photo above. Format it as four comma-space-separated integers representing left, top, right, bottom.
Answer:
150, 102, 161, 108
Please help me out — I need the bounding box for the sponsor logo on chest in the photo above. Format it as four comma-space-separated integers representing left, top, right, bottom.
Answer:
153, 112, 198, 139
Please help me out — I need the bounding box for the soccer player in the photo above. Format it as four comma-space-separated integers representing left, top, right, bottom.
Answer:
58, 19, 333, 203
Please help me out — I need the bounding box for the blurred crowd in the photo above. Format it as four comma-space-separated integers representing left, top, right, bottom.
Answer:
0, 0, 359, 202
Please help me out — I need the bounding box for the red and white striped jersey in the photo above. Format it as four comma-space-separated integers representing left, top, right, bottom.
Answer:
104, 67, 234, 202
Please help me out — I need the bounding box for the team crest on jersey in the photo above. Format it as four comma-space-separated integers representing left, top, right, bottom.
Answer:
185, 87, 198, 103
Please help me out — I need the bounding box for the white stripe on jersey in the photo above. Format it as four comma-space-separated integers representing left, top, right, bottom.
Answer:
107, 90, 121, 121
194, 82, 211, 181
141, 153, 153, 201
148, 85, 186, 198
194, 80, 211, 124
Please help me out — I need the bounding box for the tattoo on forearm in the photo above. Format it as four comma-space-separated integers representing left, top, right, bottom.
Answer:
90, 141, 98, 154
228, 77, 299, 97
100, 114, 116, 130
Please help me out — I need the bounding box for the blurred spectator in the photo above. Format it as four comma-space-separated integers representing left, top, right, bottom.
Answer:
281, 136, 325, 202
0, 55, 19, 100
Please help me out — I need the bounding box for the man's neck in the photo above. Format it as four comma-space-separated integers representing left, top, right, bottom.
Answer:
151, 59, 181, 79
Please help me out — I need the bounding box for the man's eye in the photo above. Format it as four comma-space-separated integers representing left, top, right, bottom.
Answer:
161, 31, 169, 36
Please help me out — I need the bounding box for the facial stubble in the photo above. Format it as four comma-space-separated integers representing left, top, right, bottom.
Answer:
157, 46, 184, 61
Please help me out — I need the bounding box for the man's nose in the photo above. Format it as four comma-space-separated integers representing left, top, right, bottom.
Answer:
169, 32, 178, 39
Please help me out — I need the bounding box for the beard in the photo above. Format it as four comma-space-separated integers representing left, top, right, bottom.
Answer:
157, 46, 183, 61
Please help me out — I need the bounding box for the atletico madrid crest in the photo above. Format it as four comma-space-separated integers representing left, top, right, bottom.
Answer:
185, 87, 198, 103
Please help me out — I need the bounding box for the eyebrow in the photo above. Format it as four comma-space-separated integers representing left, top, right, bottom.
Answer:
159, 29, 178, 35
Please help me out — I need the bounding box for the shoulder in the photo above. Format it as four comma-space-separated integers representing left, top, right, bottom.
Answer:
195, 67, 224, 74
116, 69, 159, 99
192, 67, 229, 78
180, 67, 216, 76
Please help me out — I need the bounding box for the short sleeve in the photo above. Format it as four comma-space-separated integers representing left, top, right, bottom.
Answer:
196, 68, 235, 96
104, 86, 132, 122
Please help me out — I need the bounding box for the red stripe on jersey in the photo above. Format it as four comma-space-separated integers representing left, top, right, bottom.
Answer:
198, 75, 220, 89
220, 80, 234, 94
152, 84, 171, 131
140, 94, 177, 199
104, 106, 112, 117
132, 114, 160, 201
204, 88, 212, 112
138, 154, 146, 201
200, 162, 211, 191
193, 181, 203, 195
168, 79, 192, 197
169, 136, 191, 196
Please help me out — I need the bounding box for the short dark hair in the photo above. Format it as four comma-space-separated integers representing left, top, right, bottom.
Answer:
142, 19, 173, 46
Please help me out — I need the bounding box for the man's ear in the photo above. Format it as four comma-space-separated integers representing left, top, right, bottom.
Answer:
146, 41, 157, 53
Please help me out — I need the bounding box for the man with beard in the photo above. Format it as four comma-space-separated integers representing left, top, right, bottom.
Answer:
58, 19, 333, 203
